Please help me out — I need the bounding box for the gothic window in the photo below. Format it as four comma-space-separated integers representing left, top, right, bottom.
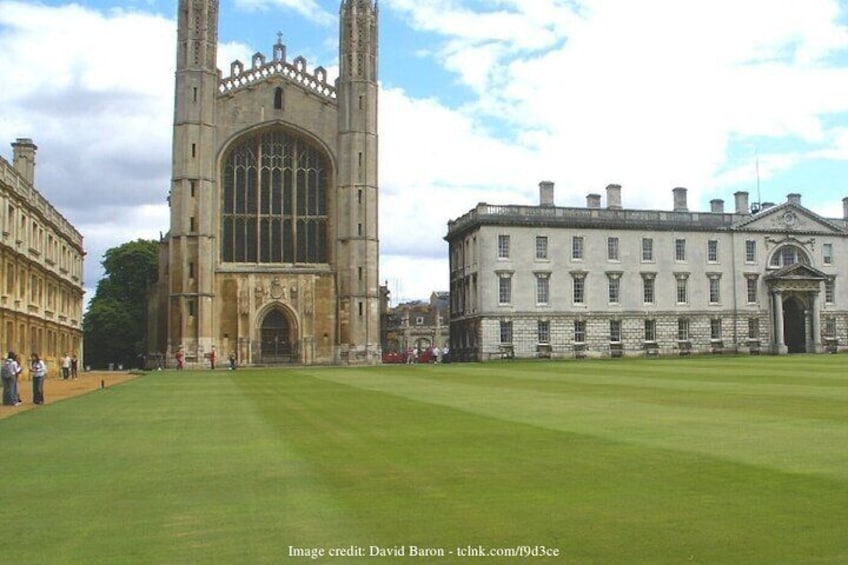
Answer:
274, 87, 283, 110
221, 129, 328, 264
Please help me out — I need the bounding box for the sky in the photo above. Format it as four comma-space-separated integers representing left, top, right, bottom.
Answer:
2, 0, 848, 306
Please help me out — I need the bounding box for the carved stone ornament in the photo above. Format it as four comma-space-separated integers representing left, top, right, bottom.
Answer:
270, 277, 284, 300
782, 211, 798, 227
238, 288, 250, 315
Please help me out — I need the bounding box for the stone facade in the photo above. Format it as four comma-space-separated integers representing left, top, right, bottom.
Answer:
149, 1, 380, 366
0, 139, 85, 368
447, 182, 848, 361
382, 292, 450, 355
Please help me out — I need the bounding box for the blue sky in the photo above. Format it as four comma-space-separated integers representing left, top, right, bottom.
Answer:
2, 0, 848, 304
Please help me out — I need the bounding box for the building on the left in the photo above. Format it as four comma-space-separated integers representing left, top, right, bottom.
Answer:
0, 139, 85, 368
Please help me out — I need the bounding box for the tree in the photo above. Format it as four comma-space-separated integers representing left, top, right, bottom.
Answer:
83, 239, 158, 369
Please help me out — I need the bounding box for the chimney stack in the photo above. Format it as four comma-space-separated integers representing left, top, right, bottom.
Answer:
710, 199, 724, 213
587, 193, 601, 209
539, 181, 555, 207
606, 184, 622, 209
734, 191, 749, 214
11, 138, 37, 186
843, 197, 848, 220
672, 187, 688, 212
787, 193, 801, 206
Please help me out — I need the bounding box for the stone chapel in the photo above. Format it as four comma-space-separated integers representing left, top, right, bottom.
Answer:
148, 0, 380, 366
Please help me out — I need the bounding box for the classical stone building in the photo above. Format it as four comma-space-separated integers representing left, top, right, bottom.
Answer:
0, 139, 85, 368
446, 182, 848, 361
382, 292, 450, 356
149, 1, 380, 366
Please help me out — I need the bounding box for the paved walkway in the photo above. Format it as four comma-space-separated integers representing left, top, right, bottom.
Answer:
0, 372, 136, 420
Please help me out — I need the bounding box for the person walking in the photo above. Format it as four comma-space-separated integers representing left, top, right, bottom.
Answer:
2, 352, 21, 406
30, 353, 46, 405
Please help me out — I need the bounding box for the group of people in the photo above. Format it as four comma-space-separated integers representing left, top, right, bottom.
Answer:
60, 353, 79, 380
404, 344, 450, 364
174, 349, 237, 370
1, 351, 48, 406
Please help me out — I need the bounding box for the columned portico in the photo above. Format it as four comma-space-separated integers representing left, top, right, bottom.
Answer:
765, 264, 827, 354
771, 290, 786, 354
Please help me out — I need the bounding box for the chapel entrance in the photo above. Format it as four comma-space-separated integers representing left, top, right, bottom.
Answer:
259, 309, 296, 364
783, 296, 807, 353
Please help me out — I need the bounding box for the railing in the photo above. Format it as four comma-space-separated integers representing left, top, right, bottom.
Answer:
447, 202, 743, 235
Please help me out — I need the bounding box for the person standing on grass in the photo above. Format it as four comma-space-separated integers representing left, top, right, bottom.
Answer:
30, 353, 46, 405
2, 352, 21, 406
14, 353, 23, 403
61, 353, 71, 380
71, 355, 78, 379
209, 348, 217, 370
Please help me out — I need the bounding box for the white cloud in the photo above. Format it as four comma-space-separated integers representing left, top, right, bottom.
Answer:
0, 1, 176, 300
2, 0, 848, 308
235, 0, 335, 26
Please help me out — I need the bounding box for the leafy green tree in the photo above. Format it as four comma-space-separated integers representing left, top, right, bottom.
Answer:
83, 239, 158, 369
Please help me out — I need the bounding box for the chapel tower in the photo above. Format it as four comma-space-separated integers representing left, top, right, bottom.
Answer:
168, 0, 219, 359
336, 0, 381, 358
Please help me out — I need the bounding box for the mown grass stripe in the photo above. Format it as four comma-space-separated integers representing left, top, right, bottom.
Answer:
0, 357, 845, 564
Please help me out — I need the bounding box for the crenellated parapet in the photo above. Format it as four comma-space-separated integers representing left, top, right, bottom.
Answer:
218, 37, 336, 100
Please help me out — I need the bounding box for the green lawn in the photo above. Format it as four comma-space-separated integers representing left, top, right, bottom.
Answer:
1, 355, 846, 564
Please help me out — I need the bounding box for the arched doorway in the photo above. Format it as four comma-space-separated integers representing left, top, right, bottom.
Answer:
783, 296, 807, 353
259, 309, 297, 364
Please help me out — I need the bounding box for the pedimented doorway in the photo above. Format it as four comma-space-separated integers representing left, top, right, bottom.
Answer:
766, 262, 827, 355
